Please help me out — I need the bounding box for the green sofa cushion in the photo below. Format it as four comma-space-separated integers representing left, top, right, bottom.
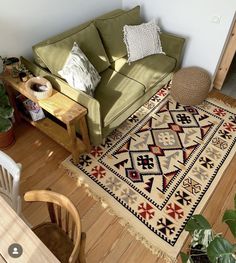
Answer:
110, 54, 176, 91
33, 9, 124, 69
94, 68, 144, 127
95, 6, 141, 62
160, 32, 185, 69
33, 23, 110, 75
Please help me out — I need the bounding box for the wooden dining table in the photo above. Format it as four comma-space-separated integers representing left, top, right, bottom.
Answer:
0, 196, 59, 263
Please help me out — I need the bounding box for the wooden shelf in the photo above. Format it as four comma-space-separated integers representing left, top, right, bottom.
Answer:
22, 116, 86, 153
2, 74, 91, 163
3, 76, 87, 123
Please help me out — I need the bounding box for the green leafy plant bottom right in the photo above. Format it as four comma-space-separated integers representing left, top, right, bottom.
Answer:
181, 194, 236, 263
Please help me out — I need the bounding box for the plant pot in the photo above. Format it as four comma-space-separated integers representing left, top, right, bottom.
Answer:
0, 126, 15, 149
190, 245, 210, 263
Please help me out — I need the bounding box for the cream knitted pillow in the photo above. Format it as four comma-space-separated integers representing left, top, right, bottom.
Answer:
123, 20, 164, 63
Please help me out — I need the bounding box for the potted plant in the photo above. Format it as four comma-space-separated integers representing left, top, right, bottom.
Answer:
0, 82, 15, 148
181, 194, 236, 263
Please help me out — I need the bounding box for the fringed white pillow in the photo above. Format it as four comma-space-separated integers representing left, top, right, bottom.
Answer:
58, 42, 101, 97
123, 20, 165, 63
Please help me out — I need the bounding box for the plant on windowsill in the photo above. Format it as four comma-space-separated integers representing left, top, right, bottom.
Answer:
181, 194, 236, 263
0, 82, 15, 148
0, 56, 21, 78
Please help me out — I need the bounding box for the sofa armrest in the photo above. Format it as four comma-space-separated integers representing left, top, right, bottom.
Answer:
21, 57, 103, 145
160, 32, 185, 70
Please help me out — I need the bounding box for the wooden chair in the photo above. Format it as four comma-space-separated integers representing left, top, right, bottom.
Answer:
0, 150, 22, 214
24, 190, 86, 263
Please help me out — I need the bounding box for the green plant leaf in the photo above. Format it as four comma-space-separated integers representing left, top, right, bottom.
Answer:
0, 95, 10, 106
207, 236, 235, 263
0, 105, 13, 119
0, 117, 12, 132
222, 210, 236, 238
234, 194, 236, 210
185, 214, 211, 235
233, 244, 236, 253
180, 252, 194, 263
0, 89, 10, 106
191, 229, 214, 249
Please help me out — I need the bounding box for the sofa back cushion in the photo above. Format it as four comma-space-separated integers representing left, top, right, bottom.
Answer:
33, 23, 111, 76
33, 9, 124, 71
33, 20, 90, 69
95, 6, 141, 62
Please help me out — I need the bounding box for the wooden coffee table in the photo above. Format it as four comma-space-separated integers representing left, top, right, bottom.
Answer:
1, 74, 91, 164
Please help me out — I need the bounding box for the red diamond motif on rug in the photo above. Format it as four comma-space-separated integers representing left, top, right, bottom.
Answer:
169, 123, 183, 133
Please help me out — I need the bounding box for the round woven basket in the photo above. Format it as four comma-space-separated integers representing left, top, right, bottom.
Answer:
26, 77, 52, 100
170, 67, 211, 105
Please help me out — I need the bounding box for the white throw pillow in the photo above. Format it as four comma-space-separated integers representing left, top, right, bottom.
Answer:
123, 20, 165, 63
58, 42, 101, 97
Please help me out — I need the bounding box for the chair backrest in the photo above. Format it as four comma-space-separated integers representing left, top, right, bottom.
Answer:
24, 190, 82, 263
0, 150, 21, 214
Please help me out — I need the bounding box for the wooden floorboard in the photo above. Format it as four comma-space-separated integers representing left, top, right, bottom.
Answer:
3, 89, 236, 262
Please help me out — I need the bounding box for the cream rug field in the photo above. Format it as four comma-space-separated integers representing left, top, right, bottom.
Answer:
62, 85, 236, 262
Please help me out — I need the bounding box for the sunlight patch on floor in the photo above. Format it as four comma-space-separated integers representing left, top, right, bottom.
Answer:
33, 140, 42, 147
47, 151, 54, 157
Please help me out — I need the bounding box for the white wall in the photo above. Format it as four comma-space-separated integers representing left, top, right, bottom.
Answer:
123, 0, 236, 76
0, 0, 122, 58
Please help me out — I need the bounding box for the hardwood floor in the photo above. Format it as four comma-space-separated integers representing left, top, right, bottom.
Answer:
3, 89, 236, 263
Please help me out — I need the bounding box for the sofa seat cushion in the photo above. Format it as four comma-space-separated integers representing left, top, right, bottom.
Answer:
111, 54, 176, 91
94, 68, 145, 127
33, 23, 110, 75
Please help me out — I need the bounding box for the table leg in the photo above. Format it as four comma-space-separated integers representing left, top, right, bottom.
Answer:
79, 116, 91, 152
67, 121, 79, 164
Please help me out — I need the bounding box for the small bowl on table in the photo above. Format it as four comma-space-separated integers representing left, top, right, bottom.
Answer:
26, 77, 52, 100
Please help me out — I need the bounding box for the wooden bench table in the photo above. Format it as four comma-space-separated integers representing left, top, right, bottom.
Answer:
1, 74, 91, 164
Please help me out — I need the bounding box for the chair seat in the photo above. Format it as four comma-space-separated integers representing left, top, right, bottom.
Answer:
33, 222, 73, 263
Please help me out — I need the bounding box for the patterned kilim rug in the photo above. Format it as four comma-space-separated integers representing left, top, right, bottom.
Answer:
62, 85, 236, 262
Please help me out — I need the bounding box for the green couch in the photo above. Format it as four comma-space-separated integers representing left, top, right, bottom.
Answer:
22, 6, 185, 146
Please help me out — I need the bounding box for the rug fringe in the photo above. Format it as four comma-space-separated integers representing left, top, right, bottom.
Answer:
60, 163, 177, 263
208, 96, 236, 111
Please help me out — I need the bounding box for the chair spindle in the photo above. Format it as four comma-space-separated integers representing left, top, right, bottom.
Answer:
65, 211, 70, 234
57, 205, 62, 228
47, 202, 57, 224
